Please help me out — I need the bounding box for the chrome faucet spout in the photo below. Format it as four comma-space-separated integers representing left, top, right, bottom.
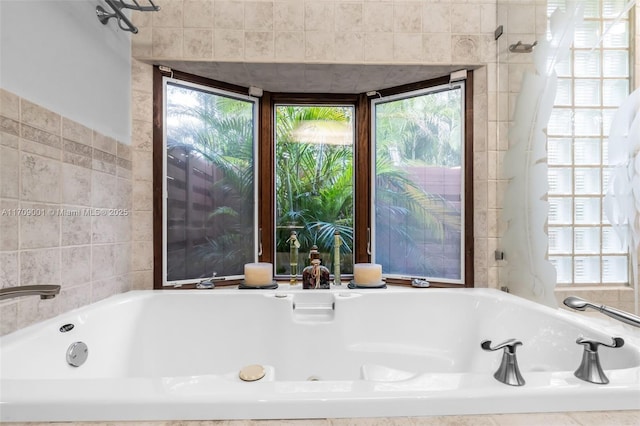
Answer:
563, 296, 640, 328
0, 285, 61, 301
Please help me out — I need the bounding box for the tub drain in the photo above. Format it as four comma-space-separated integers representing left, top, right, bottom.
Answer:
307, 375, 321, 381
239, 364, 265, 382
66, 341, 88, 367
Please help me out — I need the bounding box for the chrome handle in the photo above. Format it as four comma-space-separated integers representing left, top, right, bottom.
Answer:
411, 278, 430, 288
257, 228, 263, 256
366, 227, 372, 255
576, 336, 624, 352
481, 339, 523, 354
574, 336, 624, 384
481, 339, 525, 386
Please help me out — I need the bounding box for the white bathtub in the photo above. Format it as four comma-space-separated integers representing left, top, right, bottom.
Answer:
1, 287, 639, 421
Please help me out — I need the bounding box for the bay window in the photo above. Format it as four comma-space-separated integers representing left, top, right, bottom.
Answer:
154, 69, 473, 288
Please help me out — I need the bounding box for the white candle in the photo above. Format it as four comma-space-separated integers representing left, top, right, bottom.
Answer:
244, 262, 273, 286
353, 263, 382, 285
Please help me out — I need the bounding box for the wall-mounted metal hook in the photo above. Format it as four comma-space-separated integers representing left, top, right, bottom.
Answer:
96, 0, 160, 34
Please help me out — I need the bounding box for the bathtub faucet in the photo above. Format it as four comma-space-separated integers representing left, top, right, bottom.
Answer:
563, 296, 640, 328
481, 339, 525, 386
0, 285, 61, 301
573, 336, 624, 384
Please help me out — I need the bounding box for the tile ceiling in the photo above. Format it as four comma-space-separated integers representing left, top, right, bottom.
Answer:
157, 61, 470, 93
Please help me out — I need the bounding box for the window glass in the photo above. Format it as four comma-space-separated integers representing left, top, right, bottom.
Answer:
547, 0, 631, 286
373, 84, 465, 283
164, 80, 257, 284
274, 105, 355, 277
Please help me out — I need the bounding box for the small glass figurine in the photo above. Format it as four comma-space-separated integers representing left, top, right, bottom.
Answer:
302, 245, 330, 289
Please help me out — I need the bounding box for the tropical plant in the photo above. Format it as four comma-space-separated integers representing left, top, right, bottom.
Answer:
165, 85, 463, 280
274, 106, 354, 271
374, 89, 463, 277
165, 85, 255, 279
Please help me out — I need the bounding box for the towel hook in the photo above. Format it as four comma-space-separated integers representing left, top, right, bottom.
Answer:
96, 0, 160, 34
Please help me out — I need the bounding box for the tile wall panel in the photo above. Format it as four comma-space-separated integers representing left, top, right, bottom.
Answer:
127, 0, 638, 309
0, 89, 132, 335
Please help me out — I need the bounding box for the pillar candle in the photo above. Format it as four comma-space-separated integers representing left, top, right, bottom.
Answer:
244, 262, 273, 286
353, 263, 382, 285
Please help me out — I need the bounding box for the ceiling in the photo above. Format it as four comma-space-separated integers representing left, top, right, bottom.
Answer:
157, 61, 469, 94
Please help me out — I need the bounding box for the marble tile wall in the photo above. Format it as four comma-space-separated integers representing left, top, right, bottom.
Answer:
0, 89, 132, 335
130, 59, 155, 291
129, 0, 500, 290
131, 0, 498, 65
128, 0, 638, 310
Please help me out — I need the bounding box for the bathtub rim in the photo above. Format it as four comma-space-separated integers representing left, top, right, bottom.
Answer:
1, 287, 639, 421
2, 286, 638, 338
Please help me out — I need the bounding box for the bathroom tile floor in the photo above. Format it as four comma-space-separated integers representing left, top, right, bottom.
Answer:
4, 411, 640, 426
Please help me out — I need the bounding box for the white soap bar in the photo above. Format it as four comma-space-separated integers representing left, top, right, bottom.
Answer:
353, 263, 382, 285
244, 262, 273, 286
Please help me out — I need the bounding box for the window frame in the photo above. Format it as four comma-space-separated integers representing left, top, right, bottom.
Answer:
258, 93, 362, 281
370, 75, 474, 287
160, 76, 260, 286
271, 100, 357, 279
153, 68, 474, 288
371, 81, 468, 285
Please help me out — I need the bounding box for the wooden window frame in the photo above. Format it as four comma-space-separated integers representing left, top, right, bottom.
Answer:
153, 67, 474, 289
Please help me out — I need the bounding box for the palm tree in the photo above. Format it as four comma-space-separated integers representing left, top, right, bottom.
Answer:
165, 87, 462, 280
374, 88, 463, 277
166, 85, 255, 279
275, 106, 354, 272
